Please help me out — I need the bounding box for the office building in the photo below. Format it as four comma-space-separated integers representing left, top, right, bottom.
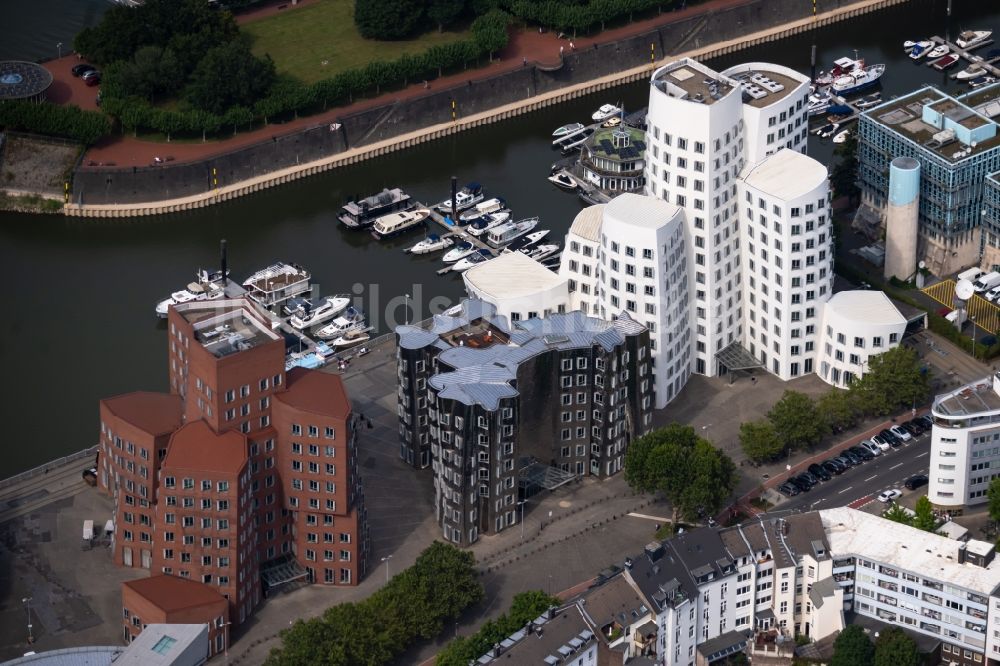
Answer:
121, 575, 228, 657
463, 250, 569, 324
816, 290, 907, 388
929, 373, 1000, 510
983, 172, 1000, 271
98, 298, 369, 636
395, 299, 652, 543
857, 83, 1000, 276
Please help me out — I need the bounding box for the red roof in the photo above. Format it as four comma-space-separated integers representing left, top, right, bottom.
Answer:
276, 368, 351, 419
123, 574, 227, 614
101, 392, 183, 436
163, 421, 247, 475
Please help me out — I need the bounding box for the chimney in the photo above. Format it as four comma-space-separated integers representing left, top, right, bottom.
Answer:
451, 176, 458, 222
220, 239, 228, 282
958, 543, 967, 565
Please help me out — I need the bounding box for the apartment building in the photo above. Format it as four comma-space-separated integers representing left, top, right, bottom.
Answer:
395, 299, 652, 544
98, 297, 369, 637
928, 373, 1000, 511
121, 575, 229, 657
857, 83, 1000, 276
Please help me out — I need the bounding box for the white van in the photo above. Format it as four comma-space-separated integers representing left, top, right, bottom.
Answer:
958, 267, 986, 283
972, 271, 1000, 293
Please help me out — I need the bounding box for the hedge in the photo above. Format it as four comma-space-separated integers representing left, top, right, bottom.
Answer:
0, 101, 111, 145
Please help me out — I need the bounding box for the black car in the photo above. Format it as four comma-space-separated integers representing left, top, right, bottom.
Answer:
905, 474, 929, 490
790, 475, 813, 492
822, 460, 845, 475
834, 455, 855, 468
800, 471, 820, 485
778, 481, 801, 497
880, 429, 902, 447
809, 463, 831, 481
842, 450, 863, 465
72, 63, 96, 77
850, 445, 874, 461
903, 420, 924, 436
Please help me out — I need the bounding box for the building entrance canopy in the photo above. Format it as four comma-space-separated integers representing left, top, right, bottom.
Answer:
716, 341, 764, 371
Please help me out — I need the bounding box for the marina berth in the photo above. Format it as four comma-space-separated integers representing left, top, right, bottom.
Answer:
435, 182, 484, 213
370, 208, 430, 240
289, 296, 350, 330
486, 217, 539, 248
316, 306, 366, 339
458, 197, 507, 223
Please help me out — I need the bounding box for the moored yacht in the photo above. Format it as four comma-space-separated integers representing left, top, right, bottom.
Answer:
506, 229, 549, 252
552, 122, 585, 138
405, 233, 454, 255
289, 296, 350, 330
957, 30, 993, 50
436, 183, 484, 213
316, 307, 366, 339
591, 104, 621, 122
486, 217, 539, 248
155, 269, 226, 318
459, 198, 507, 223
370, 208, 431, 240
524, 244, 560, 261
468, 211, 511, 237
330, 328, 372, 348
831, 63, 884, 95
442, 240, 477, 263
339, 187, 412, 229
547, 170, 577, 190
242, 262, 311, 311
452, 249, 495, 272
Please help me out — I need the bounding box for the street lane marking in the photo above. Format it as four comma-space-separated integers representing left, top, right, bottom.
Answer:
891, 463, 904, 470
628, 513, 672, 522
865, 475, 877, 482
838, 486, 853, 494
917, 452, 929, 458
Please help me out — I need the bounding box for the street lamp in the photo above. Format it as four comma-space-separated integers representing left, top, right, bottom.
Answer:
404, 294, 411, 326
971, 315, 978, 361
518, 499, 527, 543
381, 554, 393, 584
22, 597, 33, 644
218, 621, 232, 658
56, 42, 62, 59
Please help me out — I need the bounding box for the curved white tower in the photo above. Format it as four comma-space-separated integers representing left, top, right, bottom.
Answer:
884, 156, 921, 281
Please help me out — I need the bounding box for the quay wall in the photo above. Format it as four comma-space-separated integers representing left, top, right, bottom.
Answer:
65, 0, 910, 217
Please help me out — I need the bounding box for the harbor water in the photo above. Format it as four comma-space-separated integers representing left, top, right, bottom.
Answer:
1, 0, 998, 476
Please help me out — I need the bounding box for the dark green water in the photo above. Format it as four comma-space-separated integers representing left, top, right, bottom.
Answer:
0, 0, 997, 475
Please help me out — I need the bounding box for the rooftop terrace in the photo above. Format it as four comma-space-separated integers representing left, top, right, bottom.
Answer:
176, 299, 280, 358
652, 59, 734, 106
721, 63, 805, 108
933, 374, 1000, 417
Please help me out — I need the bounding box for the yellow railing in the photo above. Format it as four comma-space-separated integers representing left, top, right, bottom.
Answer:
922, 279, 1000, 334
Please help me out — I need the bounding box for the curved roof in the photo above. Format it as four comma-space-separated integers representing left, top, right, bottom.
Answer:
605, 192, 683, 230
825, 290, 906, 326
742, 149, 827, 202
463, 251, 565, 302
569, 204, 605, 242
0, 61, 52, 100
100, 392, 183, 437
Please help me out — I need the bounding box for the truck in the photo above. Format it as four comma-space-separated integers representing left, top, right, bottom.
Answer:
958, 267, 986, 283
972, 271, 1000, 293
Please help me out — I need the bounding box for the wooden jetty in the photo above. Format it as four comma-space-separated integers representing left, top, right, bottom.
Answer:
925, 35, 1000, 80
421, 205, 493, 276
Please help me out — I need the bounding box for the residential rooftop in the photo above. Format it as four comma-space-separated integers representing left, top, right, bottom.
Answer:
162, 421, 248, 476
819, 507, 1000, 595
114, 624, 206, 666
742, 148, 828, 201
651, 58, 736, 107
123, 574, 228, 614
568, 204, 605, 242
575, 574, 649, 633
604, 192, 682, 231
474, 604, 596, 665
824, 290, 907, 326
932, 374, 1000, 417
101, 392, 183, 437
463, 252, 566, 303
721, 62, 807, 108
584, 125, 646, 162
274, 367, 351, 420
175, 299, 280, 359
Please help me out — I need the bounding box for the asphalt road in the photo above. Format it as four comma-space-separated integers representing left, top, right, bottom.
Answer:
774, 429, 932, 513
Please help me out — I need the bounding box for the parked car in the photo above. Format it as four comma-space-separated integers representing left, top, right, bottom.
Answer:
871, 435, 891, 452
791, 475, 813, 492
842, 450, 863, 465
904, 474, 929, 490
778, 482, 801, 497
877, 489, 903, 503
902, 420, 924, 436
861, 440, 883, 457
822, 460, 844, 476
82, 70, 101, 86
72, 63, 96, 77
800, 471, 820, 485
809, 463, 831, 481
890, 425, 913, 442
850, 445, 874, 461
879, 429, 902, 447
834, 455, 855, 468
917, 415, 934, 429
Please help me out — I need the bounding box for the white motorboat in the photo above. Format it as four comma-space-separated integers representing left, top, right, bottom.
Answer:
552, 122, 585, 138
908, 41, 933, 60
314, 341, 336, 359
855, 93, 882, 110
926, 44, 949, 59
452, 249, 495, 272
601, 116, 622, 128
468, 211, 511, 237
339, 187, 412, 229
316, 307, 366, 339
903, 40, 917, 51
813, 56, 861, 86
831, 64, 884, 95
832, 129, 850, 144
487, 217, 539, 248
405, 233, 454, 254
459, 198, 506, 223
283, 297, 312, 318
524, 244, 560, 261
370, 208, 430, 240
547, 170, 577, 190
551, 125, 587, 148
969, 75, 997, 89
442, 241, 477, 263
436, 182, 484, 213
591, 104, 621, 122
957, 60, 986, 80
807, 93, 832, 117
155, 269, 226, 317
330, 328, 372, 348
242, 262, 311, 310
558, 128, 595, 153
289, 296, 350, 330
957, 30, 993, 50
819, 122, 840, 139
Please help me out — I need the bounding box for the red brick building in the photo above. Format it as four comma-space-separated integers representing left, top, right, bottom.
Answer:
122, 574, 229, 656
99, 298, 369, 635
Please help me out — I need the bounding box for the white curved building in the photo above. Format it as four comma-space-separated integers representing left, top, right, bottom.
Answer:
928, 374, 1000, 510
560, 194, 691, 408
740, 148, 833, 380
463, 251, 569, 323
816, 290, 906, 388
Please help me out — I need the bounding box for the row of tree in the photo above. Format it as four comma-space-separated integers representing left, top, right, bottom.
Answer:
435, 590, 562, 665
96, 9, 510, 142
883, 495, 939, 533
739, 346, 929, 463
0, 101, 111, 146
624, 423, 738, 524
264, 542, 484, 666
832, 625, 920, 666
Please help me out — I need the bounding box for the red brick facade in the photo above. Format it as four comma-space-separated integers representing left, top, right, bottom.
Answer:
122, 575, 229, 657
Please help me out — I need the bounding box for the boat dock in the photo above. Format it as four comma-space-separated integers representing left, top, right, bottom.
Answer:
924, 35, 1000, 79
422, 205, 493, 276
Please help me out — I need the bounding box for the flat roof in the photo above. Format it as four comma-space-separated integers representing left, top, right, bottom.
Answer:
175, 299, 280, 358
604, 192, 682, 230
933, 374, 1000, 416
824, 290, 907, 326
721, 63, 806, 108
124, 574, 228, 614
464, 251, 566, 301
585, 126, 646, 161
475, 605, 596, 664
820, 507, 1000, 595
101, 392, 183, 437
742, 149, 827, 201
569, 205, 605, 242
651, 58, 735, 107
115, 624, 206, 665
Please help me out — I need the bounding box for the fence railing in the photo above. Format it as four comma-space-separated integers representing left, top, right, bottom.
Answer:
0, 445, 97, 491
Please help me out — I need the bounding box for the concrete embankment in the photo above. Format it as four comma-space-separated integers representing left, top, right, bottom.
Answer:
64, 0, 909, 218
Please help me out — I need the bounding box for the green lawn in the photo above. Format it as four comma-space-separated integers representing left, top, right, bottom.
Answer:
242, 0, 471, 84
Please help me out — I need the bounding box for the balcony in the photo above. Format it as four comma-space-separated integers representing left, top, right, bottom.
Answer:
877, 580, 898, 592
878, 566, 899, 578
922, 593, 942, 606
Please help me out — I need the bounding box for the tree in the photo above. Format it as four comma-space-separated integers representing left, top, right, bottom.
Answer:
471, 9, 511, 61
913, 495, 938, 532
427, 0, 465, 31
850, 346, 928, 416
739, 420, 784, 463
184, 38, 276, 114
816, 389, 859, 433
830, 130, 860, 204
988, 477, 1000, 523
624, 424, 737, 523
882, 503, 913, 526
767, 390, 826, 451
831, 625, 874, 666
873, 627, 920, 666
354, 0, 426, 40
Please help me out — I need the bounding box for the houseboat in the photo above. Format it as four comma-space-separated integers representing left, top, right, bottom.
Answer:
370, 208, 431, 240
242, 262, 312, 311
339, 188, 412, 229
